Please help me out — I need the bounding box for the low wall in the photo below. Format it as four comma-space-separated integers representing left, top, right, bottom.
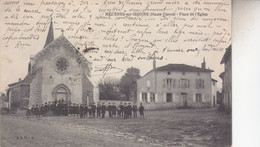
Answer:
142, 102, 211, 110
99, 100, 134, 106
99, 100, 211, 110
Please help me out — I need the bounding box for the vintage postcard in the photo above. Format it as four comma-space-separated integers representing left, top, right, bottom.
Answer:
0, 0, 231, 146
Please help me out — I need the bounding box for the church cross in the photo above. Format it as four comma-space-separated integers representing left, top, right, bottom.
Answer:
61, 29, 64, 35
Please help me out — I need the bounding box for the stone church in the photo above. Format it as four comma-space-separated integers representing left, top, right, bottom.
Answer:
7, 20, 97, 110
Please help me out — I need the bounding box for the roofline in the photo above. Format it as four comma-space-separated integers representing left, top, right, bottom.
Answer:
32, 35, 91, 65
220, 45, 231, 64
8, 82, 30, 88
155, 64, 214, 72
8, 81, 21, 87
219, 72, 224, 79
211, 78, 218, 82
139, 64, 213, 80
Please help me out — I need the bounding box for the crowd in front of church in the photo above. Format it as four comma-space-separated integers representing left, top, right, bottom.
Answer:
26, 99, 145, 119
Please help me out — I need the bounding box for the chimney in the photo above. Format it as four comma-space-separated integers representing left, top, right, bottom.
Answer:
201, 57, 206, 69
153, 58, 156, 70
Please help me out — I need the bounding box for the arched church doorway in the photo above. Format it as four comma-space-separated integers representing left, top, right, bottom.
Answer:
52, 84, 71, 101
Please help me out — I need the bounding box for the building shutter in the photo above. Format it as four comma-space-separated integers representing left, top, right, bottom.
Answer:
163, 93, 166, 102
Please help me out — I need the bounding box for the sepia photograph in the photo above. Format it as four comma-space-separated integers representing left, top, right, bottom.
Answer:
0, 0, 232, 146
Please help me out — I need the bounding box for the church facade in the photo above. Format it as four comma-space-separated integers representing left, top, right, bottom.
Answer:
7, 20, 97, 110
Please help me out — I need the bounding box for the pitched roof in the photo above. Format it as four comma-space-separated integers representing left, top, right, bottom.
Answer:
140, 63, 213, 79
8, 68, 42, 88
32, 35, 91, 66
22, 68, 42, 84
221, 45, 232, 64
155, 64, 213, 72
8, 81, 21, 87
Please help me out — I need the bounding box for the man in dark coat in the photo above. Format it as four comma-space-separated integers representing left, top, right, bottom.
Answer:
31, 105, 36, 116
112, 103, 117, 118
91, 102, 96, 118
117, 105, 121, 118
107, 103, 112, 118
127, 103, 132, 119
123, 103, 128, 119
133, 104, 137, 118
51, 102, 55, 116
57, 102, 63, 116
35, 105, 41, 118
79, 104, 84, 118
44, 103, 48, 116
101, 103, 106, 118
26, 105, 32, 118
139, 103, 144, 118
88, 105, 92, 118
47, 102, 52, 116
76, 104, 79, 116
120, 102, 124, 118
83, 104, 88, 118
96, 103, 101, 118
40, 104, 45, 116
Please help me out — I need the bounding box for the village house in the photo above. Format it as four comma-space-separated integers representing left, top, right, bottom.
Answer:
136, 59, 217, 109
0, 93, 9, 112
211, 78, 218, 107
219, 45, 232, 109
7, 19, 98, 111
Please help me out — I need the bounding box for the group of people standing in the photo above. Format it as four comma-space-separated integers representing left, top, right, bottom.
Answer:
26, 99, 145, 119
78, 102, 145, 119
26, 99, 69, 118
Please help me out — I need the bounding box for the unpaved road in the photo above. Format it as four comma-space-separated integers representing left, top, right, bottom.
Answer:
1, 116, 154, 147
1, 108, 231, 147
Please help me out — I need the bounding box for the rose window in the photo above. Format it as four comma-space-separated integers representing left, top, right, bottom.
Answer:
55, 58, 69, 73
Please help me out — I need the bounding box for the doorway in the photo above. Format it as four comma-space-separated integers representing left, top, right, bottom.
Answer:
181, 92, 187, 107
52, 84, 71, 101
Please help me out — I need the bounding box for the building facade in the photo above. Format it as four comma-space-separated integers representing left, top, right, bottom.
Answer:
211, 79, 218, 107
137, 59, 216, 109
7, 20, 98, 110
220, 45, 232, 109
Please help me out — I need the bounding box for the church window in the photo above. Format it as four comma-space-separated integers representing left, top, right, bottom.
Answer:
54, 57, 70, 74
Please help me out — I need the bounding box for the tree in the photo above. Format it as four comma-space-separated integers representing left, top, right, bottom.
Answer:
119, 67, 141, 101
98, 77, 121, 100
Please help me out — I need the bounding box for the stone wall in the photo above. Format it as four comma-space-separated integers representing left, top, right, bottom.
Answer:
223, 59, 232, 108
8, 85, 21, 111
20, 84, 30, 108
82, 74, 94, 104
29, 36, 92, 105
29, 69, 42, 105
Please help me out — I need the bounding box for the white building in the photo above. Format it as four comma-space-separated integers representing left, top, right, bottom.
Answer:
137, 59, 217, 109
